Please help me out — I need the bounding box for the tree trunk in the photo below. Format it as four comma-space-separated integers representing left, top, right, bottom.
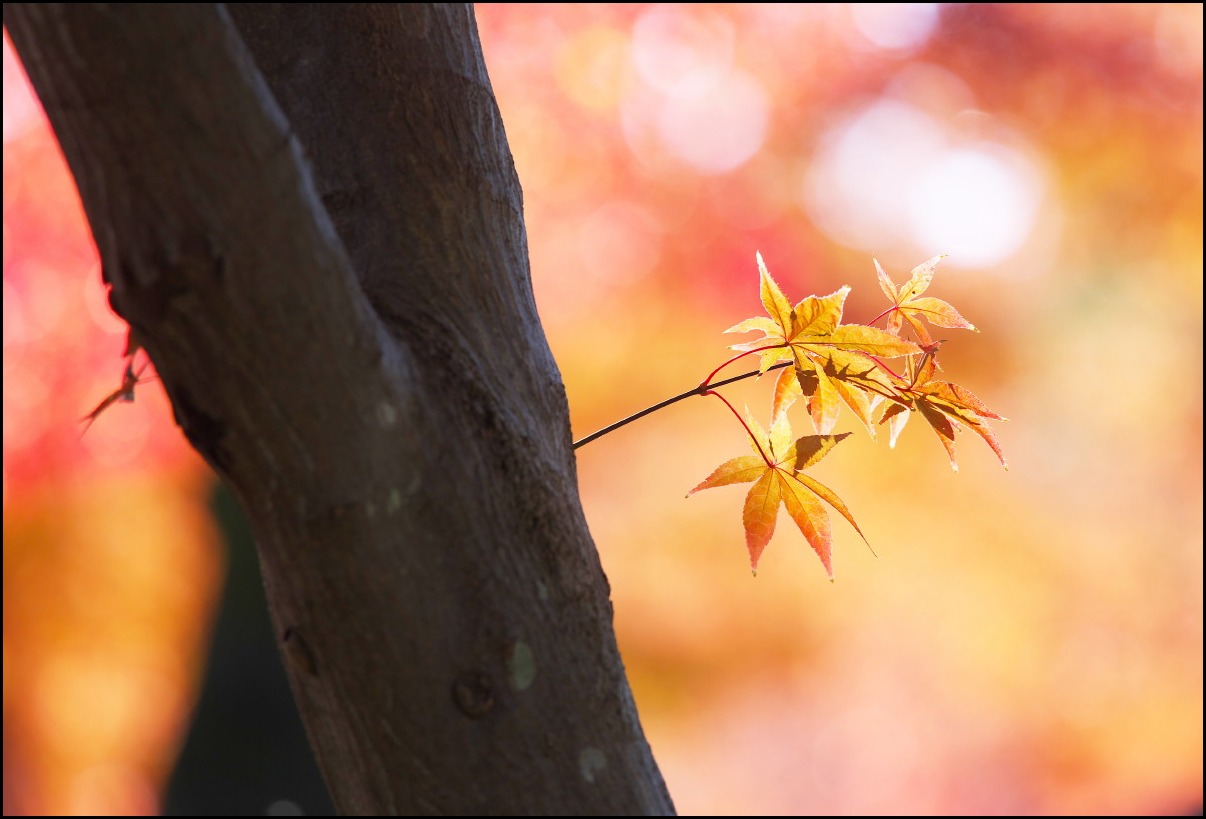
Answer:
5, 4, 674, 815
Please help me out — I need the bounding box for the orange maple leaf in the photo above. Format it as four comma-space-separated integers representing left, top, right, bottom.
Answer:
874, 255, 976, 346
769, 348, 898, 437
727, 253, 919, 434
688, 407, 866, 577
879, 343, 1008, 471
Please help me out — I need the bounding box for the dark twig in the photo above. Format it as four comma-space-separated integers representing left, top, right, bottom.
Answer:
572, 361, 791, 450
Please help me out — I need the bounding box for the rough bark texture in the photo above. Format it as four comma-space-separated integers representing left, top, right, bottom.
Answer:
5, 4, 675, 815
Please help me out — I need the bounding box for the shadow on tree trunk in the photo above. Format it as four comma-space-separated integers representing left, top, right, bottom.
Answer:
165, 484, 335, 816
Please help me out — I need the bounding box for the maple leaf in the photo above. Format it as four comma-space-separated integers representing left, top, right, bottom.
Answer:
727, 254, 919, 368
727, 253, 919, 433
879, 343, 1008, 471
874, 255, 976, 346
687, 408, 866, 577
771, 348, 899, 436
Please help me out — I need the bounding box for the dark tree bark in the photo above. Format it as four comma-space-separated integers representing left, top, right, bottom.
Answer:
5, 4, 675, 815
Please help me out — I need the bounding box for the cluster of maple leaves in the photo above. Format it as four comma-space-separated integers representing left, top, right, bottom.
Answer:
689, 254, 1007, 577
84, 252, 1006, 580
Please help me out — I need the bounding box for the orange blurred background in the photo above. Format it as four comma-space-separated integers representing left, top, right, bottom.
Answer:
4, 4, 1201, 814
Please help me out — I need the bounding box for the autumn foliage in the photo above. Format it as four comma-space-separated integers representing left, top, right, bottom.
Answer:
688, 253, 1006, 576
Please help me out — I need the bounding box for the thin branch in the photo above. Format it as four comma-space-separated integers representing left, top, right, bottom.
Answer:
698, 344, 783, 390
573, 361, 791, 450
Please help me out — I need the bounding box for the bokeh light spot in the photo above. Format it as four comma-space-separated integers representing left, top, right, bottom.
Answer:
655, 70, 768, 175
267, 798, 305, 816
803, 97, 1044, 268
850, 3, 941, 52
631, 5, 734, 99
908, 145, 1042, 268
803, 99, 945, 249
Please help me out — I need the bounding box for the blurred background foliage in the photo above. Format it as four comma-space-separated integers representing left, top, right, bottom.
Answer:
3, 4, 1201, 814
